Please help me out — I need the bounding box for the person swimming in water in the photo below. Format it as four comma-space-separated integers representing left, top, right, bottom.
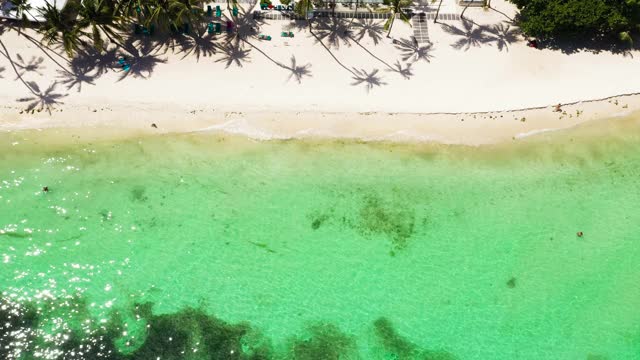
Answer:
577, 231, 584, 237
42, 186, 49, 192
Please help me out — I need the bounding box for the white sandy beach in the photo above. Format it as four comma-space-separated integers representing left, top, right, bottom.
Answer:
1, 0, 640, 144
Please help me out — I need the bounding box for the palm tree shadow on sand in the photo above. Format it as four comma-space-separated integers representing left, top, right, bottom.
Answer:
56, 55, 97, 92
13, 54, 46, 77
385, 60, 412, 79
16, 81, 67, 114
441, 18, 492, 51
241, 35, 312, 83
285, 55, 312, 83
393, 37, 434, 63
118, 43, 168, 80
351, 19, 384, 45
0, 66, 5, 78
178, 33, 218, 60
486, 22, 521, 52
313, 18, 352, 50
351, 68, 386, 92
216, 40, 252, 68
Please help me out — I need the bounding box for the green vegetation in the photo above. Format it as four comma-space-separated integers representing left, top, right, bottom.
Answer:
509, 0, 640, 46
378, 0, 412, 37
26, 0, 211, 57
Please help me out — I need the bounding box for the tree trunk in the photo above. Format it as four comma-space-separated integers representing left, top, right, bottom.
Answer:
434, 0, 443, 23
347, 0, 358, 28
307, 0, 312, 29
386, 13, 395, 38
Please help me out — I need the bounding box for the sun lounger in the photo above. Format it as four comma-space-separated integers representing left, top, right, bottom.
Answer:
182, 23, 189, 34
258, 34, 272, 40
207, 5, 212, 17
215, 5, 221, 17
123, 64, 131, 72
208, 22, 214, 34
280, 31, 294, 37
232, 6, 238, 16
215, 22, 222, 33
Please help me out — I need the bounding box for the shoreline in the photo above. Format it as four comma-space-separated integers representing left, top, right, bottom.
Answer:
3, 1, 640, 146
2, 93, 639, 145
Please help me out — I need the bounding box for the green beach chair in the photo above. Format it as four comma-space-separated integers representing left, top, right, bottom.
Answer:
232, 6, 238, 16
215, 22, 222, 34
215, 5, 221, 17
208, 22, 214, 34
207, 5, 212, 17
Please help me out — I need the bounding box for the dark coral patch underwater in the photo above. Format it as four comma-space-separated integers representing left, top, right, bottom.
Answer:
0, 296, 456, 360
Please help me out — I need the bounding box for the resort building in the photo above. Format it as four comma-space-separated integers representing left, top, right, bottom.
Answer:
0, 0, 67, 22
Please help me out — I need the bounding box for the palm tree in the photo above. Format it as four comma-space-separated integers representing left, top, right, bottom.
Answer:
37, 1, 85, 57
77, 0, 126, 51
378, 0, 411, 38
347, 0, 360, 29
9, 0, 34, 34
294, 0, 313, 28
169, 0, 204, 33
143, 0, 174, 32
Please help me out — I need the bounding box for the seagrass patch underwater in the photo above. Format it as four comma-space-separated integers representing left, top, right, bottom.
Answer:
1, 117, 640, 359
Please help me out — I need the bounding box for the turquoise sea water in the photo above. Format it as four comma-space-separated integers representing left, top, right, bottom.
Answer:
1, 117, 640, 360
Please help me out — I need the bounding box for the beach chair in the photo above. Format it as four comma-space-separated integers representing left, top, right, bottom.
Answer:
260, 3, 268, 10
258, 34, 272, 40
281, 31, 293, 37
215, 22, 222, 34
208, 22, 214, 34
123, 64, 131, 72
207, 5, 212, 17
275, 4, 283, 10
226, 21, 234, 32
182, 23, 189, 34
232, 6, 238, 16
215, 5, 221, 17
286, 4, 293, 10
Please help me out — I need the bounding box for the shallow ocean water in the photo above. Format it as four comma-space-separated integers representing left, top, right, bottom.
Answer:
1, 117, 640, 359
